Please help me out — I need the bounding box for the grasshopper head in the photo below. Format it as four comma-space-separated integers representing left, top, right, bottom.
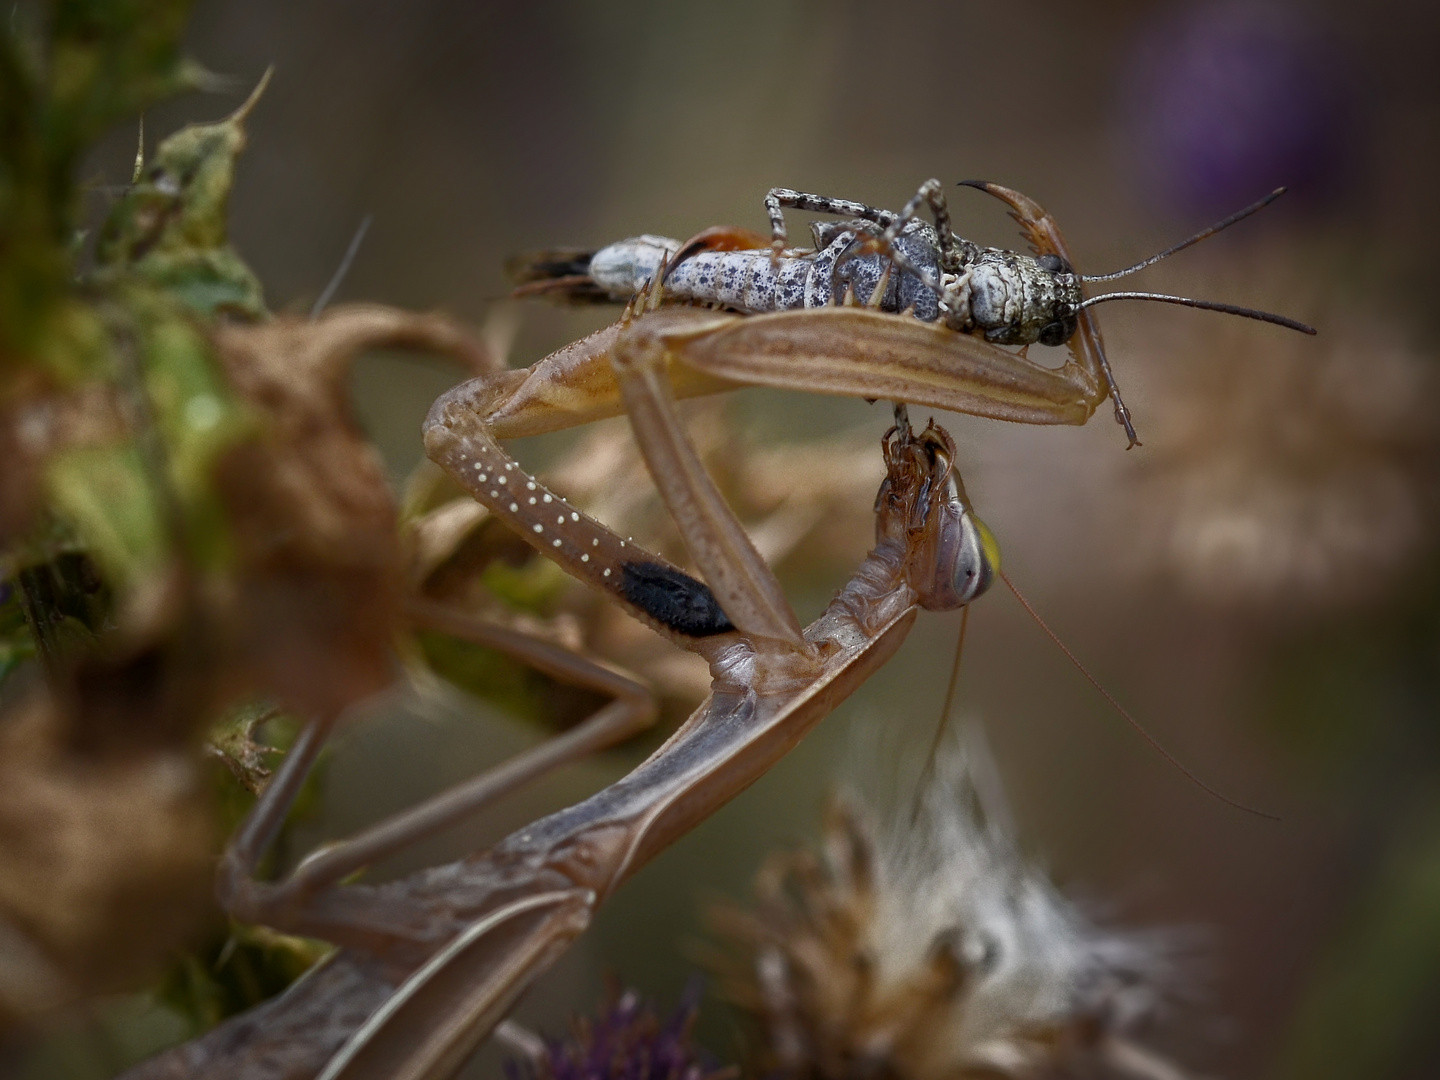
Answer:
964, 250, 1082, 347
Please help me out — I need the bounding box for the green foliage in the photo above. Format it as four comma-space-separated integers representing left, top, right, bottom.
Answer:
44, 444, 168, 585
418, 630, 560, 727
2, 1, 273, 626
417, 554, 605, 728
0, 0, 200, 375
0, 577, 36, 685
480, 548, 573, 613
3, 552, 109, 681
44, 1, 200, 161
94, 72, 269, 319
155, 924, 332, 1037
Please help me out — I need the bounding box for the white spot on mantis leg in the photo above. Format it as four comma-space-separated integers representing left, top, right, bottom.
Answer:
533, 524, 543, 534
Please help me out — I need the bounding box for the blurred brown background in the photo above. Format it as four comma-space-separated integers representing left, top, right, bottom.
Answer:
38, 0, 1440, 1077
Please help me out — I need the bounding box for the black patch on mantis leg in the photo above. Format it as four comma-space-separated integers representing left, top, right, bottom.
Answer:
620, 562, 735, 637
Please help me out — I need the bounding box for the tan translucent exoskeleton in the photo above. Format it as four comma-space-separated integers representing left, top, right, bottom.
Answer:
124, 182, 1282, 1080
125, 296, 1001, 1078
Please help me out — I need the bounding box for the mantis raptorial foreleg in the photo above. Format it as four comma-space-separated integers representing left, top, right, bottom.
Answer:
607, 313, 808, 651
960, 180, 1133, 440
473, 301, 1101, 446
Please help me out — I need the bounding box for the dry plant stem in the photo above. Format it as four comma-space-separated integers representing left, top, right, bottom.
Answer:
282, 600, 659, 895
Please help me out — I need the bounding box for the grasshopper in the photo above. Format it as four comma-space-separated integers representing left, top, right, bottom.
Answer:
514, 179, 1315, 448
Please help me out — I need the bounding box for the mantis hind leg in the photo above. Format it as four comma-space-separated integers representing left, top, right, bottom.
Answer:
216, 609, 658, 942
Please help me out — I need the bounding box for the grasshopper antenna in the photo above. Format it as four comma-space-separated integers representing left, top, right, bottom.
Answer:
1000, 569, 1280, 821
912, 604, 970, 824
1075, 292, 1317, 335
1081, 188, 1288, 282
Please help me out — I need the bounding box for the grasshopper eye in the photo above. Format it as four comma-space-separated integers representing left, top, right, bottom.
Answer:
1036, 253, 1070, 274
1038, 319, 1073, 347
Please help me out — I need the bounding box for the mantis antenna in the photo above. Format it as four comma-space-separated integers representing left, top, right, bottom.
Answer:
912, 604, 970, 824
1000, 569, 1281, 822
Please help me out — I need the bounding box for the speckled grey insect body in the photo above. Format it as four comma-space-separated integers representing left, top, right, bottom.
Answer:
587, 219, 947, 322
513, 180, 1313, 449
578, 188, 1082, 351
583, 181, 1087, 349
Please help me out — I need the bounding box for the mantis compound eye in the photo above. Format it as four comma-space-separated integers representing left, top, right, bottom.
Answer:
1037, 318, 1075, 347
909, 468, 1000, 611
1035, 253, 1071, 274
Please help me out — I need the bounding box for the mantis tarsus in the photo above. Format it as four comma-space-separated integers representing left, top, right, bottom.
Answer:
125, 181, 1290, 1079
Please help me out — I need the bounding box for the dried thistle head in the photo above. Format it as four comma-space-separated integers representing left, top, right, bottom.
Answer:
708, 736, 1184, 1080
503, 983, 732, 1080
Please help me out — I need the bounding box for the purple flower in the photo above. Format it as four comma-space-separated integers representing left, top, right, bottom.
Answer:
506, 982, 729, 1080
1120, 3, 1363, 217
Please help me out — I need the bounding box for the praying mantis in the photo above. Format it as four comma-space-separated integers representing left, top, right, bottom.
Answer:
123, 180, 1302, 1079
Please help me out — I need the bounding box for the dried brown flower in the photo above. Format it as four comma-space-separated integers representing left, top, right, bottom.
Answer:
708, 736, 1184, 1080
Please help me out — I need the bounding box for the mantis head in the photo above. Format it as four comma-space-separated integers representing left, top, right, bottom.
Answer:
877, 421, 999, 611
